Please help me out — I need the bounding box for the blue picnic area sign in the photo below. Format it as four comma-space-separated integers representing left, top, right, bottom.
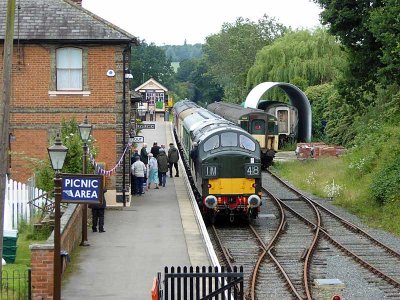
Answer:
61, 174, 103, 204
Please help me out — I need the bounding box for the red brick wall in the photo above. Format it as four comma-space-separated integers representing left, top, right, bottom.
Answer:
1, 44, 124, 187
10, 129, 48, 180
30, 204, 84, 299
30, 248, 54, 299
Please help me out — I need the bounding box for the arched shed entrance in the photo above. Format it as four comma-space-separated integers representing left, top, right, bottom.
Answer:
244, 82, 312, 142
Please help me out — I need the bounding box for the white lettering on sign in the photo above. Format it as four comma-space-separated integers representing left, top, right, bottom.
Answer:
246, 165, 260, 176
206, 166, 217, 177
129, 136, 144, 143
72, 190, 98, 198
64, 179, 99, 188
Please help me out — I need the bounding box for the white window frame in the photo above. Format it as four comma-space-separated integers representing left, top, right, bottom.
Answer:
56, 47, 83, 91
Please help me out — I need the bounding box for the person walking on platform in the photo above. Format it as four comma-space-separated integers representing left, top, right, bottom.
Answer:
190, 142, 199, 178
149, 107, 154, 121
157, 148, 169, 187
147, 153, 159, 189
168, 143, 179, 177
140, 143, 149, 165
150, 142, 160, 158
140, 143, 149, 189
131, 156, 146, 195
130, 149, 140, 195
89, 189, 107, 232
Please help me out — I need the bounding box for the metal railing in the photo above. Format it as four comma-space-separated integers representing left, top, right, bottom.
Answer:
0, 269, 31, 300
160, 266, 243, 300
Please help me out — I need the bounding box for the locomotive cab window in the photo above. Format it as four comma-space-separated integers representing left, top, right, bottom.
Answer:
239, 135, 256, 151
221, 132, 237, 147
251, 119, 265, 134
204, 135, 220, 152
240, 121, 249, 131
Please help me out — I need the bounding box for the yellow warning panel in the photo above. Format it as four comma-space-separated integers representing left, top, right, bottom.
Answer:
209, 178, 254, 194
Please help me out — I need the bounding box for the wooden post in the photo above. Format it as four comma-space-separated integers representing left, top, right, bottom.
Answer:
0, 0, 16, 275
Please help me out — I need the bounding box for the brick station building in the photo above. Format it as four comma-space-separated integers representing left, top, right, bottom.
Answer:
0, 0, 137, 203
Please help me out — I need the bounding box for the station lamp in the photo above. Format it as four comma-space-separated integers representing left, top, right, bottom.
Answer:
47, 133, 68, 172
78, 115, 92, 143
47, 132, 68, 300
78, 116, 93, 246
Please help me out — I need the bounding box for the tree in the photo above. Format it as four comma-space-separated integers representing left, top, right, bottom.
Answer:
130, 40, 175, 88
313, 0, 384, 88
247, 29, 347, 90
368, 1, 400, 85
35, 119, 97, 192
175, 59, 223, 103
203, 15, 287, 103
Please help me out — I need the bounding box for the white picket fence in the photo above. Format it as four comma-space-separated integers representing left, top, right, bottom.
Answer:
4, 176, 50, 231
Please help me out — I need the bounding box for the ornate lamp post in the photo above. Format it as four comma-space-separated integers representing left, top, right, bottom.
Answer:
47, 133, 68, 300
78, 116, 92, 246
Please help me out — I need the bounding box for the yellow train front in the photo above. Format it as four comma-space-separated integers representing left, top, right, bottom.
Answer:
173, 100, 262, 223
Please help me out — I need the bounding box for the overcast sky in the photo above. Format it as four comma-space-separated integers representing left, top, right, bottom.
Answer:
83, 0, 322, 45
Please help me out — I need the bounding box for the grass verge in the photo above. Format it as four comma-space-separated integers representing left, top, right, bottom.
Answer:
272, 157, 400, 236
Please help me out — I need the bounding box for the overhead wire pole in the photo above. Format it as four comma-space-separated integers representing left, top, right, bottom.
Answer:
0, 0, 16, 275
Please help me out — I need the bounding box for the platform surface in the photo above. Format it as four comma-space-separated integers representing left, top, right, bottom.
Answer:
62, 119, 209, 299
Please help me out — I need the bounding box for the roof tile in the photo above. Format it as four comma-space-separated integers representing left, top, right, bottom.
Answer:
0, 0, 135, 42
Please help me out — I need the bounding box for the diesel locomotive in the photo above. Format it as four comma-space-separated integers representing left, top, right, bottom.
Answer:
172, 100, 262, 223
207, 102, 279, 169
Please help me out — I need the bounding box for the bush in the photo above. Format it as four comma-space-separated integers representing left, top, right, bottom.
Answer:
35, 118, 97, 192
370, 155, 400, 205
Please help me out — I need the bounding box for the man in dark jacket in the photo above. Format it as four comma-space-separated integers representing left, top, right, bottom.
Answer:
89, 189, 107, 233
150, 141, 160, 158
140, 143, 149, 165
168, 143, 179, 177
130, 149, 140, 195
156, 148, 169, 187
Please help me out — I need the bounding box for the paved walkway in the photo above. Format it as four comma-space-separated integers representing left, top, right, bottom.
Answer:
62, 120, 209, 299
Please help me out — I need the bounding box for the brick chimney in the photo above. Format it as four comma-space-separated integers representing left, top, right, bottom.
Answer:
71, 0, 82, 5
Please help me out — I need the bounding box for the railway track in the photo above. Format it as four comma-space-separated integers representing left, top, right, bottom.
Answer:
263, 170, 400, 298
209, 189, 320, 299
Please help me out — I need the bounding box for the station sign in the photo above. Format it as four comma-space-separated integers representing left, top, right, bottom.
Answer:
136, 123, 155, 130
61, 174, 103, 205
129, 136, 144, 143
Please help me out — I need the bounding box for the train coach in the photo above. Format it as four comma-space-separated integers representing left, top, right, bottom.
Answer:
207, 101, 279, 169
173, 100, 262, 223
259, 100, 299, 147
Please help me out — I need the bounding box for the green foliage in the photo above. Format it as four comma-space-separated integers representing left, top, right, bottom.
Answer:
130, 40, 176, 88
35, 118, 96, 192
305, 83, 336, 140
273, 152, 400, 236
368, 1, 400, 85
175, 58, 223, 103
370, 155, 400, 205
313, 0, 400, 119
247, 29, 347, 90
162, 43, 203, 62
204, 15, 287, 103
314, 0, 384, 88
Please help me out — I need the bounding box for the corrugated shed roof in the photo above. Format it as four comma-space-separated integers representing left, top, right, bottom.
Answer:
0, 0, 136, 42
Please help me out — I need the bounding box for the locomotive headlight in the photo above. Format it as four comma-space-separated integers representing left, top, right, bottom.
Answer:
248, 195, 261, 208
204, 195, 218, 209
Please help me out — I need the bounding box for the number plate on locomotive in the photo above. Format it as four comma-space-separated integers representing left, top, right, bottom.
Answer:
202, 165, 219, 178
245, 164, 261, 177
